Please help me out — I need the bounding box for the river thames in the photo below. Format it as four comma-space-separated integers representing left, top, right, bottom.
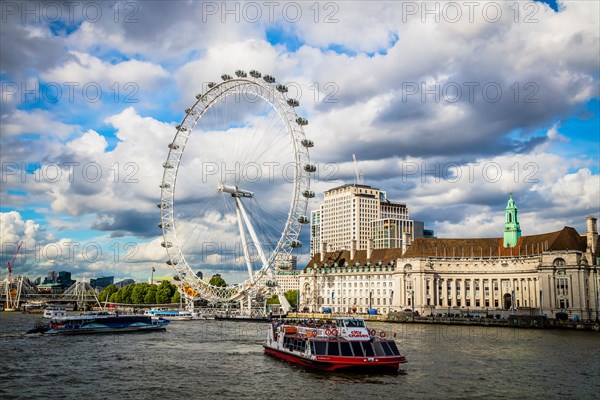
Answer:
0, 313, 598, 399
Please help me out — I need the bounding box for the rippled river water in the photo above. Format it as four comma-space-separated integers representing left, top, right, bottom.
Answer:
1, 313, 598, 399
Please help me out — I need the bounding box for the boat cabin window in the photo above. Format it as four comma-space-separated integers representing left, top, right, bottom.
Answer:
336, 319, 365, 328
284, 337, 306, 352
362, 341, 375, 357
373, 341, 387, 356
313, 341, 327, 355
387, 341, 401, 356
340, 341, 353, 356
327, 342, 340, 356
350, 341, 364, 357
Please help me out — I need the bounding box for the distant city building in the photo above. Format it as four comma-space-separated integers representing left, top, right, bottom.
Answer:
300, 195, 599, 320
57, 271, 75, 287
90, 276, 114, 290
44, 270, 57, 284
310, 210, 321, 257
38, 270, 74, 293
309, 184, 422, 256
274, 270, 300, 293
115, 279, 135, 289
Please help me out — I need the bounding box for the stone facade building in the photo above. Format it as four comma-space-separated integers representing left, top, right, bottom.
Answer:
299, 196, 599, 321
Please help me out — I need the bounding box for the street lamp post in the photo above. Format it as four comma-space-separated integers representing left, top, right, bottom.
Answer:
151, 267, 155, 285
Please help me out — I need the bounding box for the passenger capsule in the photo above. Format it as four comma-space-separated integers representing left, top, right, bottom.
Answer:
249, 70, 261, 78
302, 190, 315, 198
276, 84, 288, 93
301, 139, 314, 148
296, 117, 308, 126
166, 260, 178, 265
168, 143, 180, 150
263, 75, 275, 83
290, 240, 302, 248
287, 99, 299, 107
207, 82, 216, 88
157, 202, 170, 209
221, 74, 232, 81
163, 162, 174, 169
161, 241, 173, 248
159, 182, 171, 188
304, 164, 317, 173
235, 70, 247, 77
298, 216, 309, 224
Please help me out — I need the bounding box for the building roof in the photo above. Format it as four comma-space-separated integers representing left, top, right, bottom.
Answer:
305, 226, 588, 269
324, 183, 376, 193
403, 226, 586, 258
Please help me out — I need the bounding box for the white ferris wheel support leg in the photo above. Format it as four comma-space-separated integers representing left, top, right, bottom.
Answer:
235, 200, 255, 283
236, 196, 291, 313
236, 196, 270, 274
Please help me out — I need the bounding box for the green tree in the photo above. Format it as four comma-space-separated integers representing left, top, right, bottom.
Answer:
144, 285, 158, 304
132, 283, 149, 304
155, 281, 175, 304
266, 294, 279, 305
171, 289, 181, 304
120, 284, 135, 304
284, 290, 299, 308
109, 290, 122, 304
98, 284, 117, 302
209, 274, 227, 287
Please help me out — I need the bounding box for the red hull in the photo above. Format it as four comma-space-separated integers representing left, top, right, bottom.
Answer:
263, 346, 405, 371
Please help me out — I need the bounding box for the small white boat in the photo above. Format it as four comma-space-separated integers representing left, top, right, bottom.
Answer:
43, 307, 67, 319
144, 308, 193, 321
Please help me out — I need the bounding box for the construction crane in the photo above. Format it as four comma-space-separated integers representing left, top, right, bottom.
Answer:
7, 241, 23, 283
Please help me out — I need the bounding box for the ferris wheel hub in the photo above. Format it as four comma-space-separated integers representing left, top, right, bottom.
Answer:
217, 183, 254, 198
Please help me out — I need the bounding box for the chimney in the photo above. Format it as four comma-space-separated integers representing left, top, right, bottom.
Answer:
367, 238, 374, 260
587, 216, 598, 256
320, 241, 327, 263
402, 231, 412, 255
350, 239, 357, 261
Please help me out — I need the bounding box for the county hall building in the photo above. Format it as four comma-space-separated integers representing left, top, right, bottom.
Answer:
299, 194, 599, 321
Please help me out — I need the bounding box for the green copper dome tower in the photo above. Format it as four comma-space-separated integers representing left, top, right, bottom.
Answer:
503, 193, 521, 248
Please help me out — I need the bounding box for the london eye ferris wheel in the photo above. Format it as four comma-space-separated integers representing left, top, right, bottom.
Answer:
158, 70, 315, 310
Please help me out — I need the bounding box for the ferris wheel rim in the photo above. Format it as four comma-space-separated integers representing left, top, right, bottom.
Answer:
159, 72, 313, 302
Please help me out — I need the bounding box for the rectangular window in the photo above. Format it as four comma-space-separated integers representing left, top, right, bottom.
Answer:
387, 341, 401, 356
327, 342, 340, 356
373, 341, 387, 356
351, 341, 364, 357
340, 341, 353, 356
314, 341, 327, 355
362, 342, 375, 357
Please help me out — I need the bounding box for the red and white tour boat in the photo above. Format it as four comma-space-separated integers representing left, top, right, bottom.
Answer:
264, 317, 407, 371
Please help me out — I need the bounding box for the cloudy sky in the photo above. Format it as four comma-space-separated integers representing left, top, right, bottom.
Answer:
1, 0, 598, 284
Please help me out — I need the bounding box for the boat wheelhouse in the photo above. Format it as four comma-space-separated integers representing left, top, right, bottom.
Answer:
264, 317, 406, 371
